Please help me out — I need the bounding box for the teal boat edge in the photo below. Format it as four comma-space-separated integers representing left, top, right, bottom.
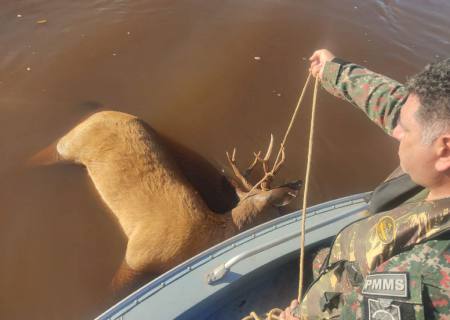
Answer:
95, 192, 371, 320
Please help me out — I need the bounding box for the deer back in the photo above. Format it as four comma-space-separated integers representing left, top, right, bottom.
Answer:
56, 111, 213, 236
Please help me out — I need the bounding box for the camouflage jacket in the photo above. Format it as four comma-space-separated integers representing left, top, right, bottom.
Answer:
300, 197, 449, 319
297, 61, 450, 320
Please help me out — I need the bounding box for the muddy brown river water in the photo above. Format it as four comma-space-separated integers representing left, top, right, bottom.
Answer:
1, 0, 449, 319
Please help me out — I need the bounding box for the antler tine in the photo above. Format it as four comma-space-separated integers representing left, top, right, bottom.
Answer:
272, 146, 286, 175
245, 135, 288, 194
257, 134, 274, 175
263, 133, 274, 162
225, 148, 253, 192
258, 134, 274, 191
244, 151, 261, 178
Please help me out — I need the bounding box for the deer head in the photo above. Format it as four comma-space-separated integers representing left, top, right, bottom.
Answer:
225, 134, 302, 230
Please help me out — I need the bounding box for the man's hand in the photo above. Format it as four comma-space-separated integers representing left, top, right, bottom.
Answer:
279, 299, 301, 320
309, 49, 336, 79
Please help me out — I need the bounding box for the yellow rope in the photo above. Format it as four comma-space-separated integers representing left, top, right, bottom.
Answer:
241, 73, 320, 320
246, 73, 312, 195
273, 72, 312, 171
241, 308, 283, 320
298, 75, 319, 302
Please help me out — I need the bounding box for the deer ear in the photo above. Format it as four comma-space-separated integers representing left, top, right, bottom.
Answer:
223, 176, 248, 199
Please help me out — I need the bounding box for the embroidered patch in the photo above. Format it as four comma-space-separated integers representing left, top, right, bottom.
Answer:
368, 298, 402, 320
376, 216, 396, 244
362, 273, 408, 298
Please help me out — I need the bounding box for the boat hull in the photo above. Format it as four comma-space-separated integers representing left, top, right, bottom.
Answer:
96, 192, 370, 320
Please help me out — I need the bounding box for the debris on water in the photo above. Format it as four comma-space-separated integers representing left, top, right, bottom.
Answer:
253, 56, 261, 61
127, 31, 131, 36
36, 19, 47, 24
272, 90, 282, 97
112, 53, 117, 56
354, 6, 358, 9
26, 67, 31, 71
17, 14, 23, 18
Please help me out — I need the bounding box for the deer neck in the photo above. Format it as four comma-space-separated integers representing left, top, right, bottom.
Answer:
229, 194, 278, 232
195, 213, 237, 247
229, 200, 259, 232
193, 201, 271, 252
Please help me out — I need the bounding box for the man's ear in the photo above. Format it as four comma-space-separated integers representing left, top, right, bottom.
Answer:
434, 135, 450, 172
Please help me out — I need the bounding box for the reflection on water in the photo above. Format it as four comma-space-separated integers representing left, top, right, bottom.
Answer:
0, 0, 449, 318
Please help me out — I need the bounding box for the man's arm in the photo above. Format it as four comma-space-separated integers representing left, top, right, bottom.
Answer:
310, 49, 409, 135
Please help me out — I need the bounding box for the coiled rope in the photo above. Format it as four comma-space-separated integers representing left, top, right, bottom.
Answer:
241, 73, 320, 320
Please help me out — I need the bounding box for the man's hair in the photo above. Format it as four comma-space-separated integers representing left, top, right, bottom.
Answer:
405, 58, 450, 144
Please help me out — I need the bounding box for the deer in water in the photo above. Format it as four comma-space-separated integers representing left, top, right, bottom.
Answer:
33, 111, 300, 296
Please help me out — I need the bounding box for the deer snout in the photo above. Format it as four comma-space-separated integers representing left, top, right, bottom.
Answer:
270, 180, 302, 207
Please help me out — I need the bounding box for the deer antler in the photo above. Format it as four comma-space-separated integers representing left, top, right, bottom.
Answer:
243, 151, 261, 178
227, 134, 287, 195
243, 134, 287, 193
257, 134, 274, 191
226, 148, 258, 192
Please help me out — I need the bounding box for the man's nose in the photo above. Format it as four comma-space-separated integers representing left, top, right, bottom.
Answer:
392, 125, 402, 141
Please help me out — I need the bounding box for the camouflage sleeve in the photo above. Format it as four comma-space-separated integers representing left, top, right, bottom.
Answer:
312, 247, 331, 280
321, 60, 409, 135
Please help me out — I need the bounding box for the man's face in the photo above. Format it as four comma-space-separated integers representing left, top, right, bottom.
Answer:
392, 94, 438, 186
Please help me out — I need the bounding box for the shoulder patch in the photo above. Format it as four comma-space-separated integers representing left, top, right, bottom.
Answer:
376, 216, 396, 244
367, 298, 402, 320
362, 273, 408, 298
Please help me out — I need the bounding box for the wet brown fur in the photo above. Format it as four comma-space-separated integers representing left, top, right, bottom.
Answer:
41, 111, 297, 294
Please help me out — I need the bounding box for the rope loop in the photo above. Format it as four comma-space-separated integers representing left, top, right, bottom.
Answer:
241, 308, 283, 320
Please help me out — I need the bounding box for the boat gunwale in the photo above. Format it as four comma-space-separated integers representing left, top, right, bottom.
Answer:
96, 191, 371, 320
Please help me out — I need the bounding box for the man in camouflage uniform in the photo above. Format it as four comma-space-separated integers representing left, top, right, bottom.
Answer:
280, 49, 450, 320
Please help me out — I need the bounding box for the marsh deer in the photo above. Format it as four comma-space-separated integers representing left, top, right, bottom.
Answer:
36, 111, 300, 295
